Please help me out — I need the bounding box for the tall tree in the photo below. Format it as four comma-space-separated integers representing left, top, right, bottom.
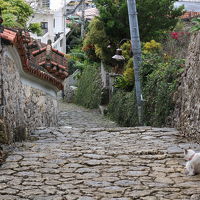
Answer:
94, 0, 184, 41
0, 0, 33, 28
136, 0, 184, 41
94, 0, 129, 42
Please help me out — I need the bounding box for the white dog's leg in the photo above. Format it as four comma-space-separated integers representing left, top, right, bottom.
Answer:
186, 162, 195, 176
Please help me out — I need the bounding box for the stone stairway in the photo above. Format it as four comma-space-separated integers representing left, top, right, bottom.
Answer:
0, 103, 200, 200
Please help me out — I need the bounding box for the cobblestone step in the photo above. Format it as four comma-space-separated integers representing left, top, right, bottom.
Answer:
58, 102, 117, 128
0, 103, 200, 199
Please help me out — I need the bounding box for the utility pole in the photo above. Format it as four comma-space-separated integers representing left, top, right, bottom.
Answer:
63, 0, 67, 53
127, 0, 143, 125
81, 0, 85, 39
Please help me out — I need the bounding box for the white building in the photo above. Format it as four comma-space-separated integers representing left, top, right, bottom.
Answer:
76, 7, 99, 20
175, 0, 200, 11
27, 0, 71, 53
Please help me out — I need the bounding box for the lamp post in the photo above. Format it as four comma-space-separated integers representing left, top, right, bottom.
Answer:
112, 1, 143, 125
63, 0, 67, 53
81, 0, 85, 39
127, 0, 143, 125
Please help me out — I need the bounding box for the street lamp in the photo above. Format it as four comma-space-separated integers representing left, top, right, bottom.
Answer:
112, 0, 143, 125
127, 0, 143, 125
112, 38, 130, 61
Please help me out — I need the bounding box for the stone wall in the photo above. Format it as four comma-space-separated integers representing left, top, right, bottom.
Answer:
174, 32, 200, 141
63, 74, 78, 103
0, 49, 58, 143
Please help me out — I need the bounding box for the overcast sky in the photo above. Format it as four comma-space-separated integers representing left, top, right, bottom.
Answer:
50, 0, 64, 10
174, 1, 200, 12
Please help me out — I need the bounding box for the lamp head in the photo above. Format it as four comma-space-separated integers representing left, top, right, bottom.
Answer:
112, 48, 125, 61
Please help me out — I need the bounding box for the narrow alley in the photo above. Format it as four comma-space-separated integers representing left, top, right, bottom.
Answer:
0, 102, 200, 200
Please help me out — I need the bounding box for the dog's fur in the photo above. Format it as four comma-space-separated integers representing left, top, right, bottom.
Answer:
184, 149, 200, 176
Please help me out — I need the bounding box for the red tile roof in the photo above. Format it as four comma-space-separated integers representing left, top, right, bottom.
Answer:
0, 28, 69, 90
180, 11, 200, 19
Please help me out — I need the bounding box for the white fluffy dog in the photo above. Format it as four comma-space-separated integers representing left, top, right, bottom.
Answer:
184, 149, 200, 176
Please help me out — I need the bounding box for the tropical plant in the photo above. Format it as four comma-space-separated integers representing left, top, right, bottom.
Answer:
66, 47, 87, 75
83, 17, 113, 63
190, 18, 200, 32
83, 0, 184, 65
74, 64, 102, 108
0, 0, 33, 28
28, 23, 43, 36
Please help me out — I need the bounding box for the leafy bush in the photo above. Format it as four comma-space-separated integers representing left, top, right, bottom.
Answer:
107, 90, 138, 126
141, 53, 184, 126
143, 40, 162, 54
162, 31, 190, 59
66, 48, 87, 75
190, 18, 200, 32
121, 41, 132, 60
107, 52, 184, 127
114, 61, 134, 92
28, 23, 42, 36
1, 0, 33, 28
113, 40, 162, 92
74, 64, 102, 109
83, 18, 114, 64
66, 22, 81, 52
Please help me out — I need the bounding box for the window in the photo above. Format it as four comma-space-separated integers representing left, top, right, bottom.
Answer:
53, 18, 55, 28
41, 22, 48, 29
60, 39, 63, 47
42, 0, 50, 8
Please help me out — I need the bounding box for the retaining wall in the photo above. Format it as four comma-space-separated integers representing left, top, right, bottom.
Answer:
174, 32, 200, 141
0, 47, 58, 143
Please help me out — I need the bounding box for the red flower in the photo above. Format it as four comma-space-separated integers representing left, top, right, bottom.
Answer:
170, 32, 179, 40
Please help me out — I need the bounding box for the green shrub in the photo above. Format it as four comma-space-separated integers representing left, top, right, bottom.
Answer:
74, 65, 102, 109
66, 48, 87, 75
107, 90, 138, 126
107, 52, 184, 127
141, 53, 184, 126
28, 23, 42, 36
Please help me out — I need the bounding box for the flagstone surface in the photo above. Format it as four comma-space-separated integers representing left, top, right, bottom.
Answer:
0, 103, 200, 200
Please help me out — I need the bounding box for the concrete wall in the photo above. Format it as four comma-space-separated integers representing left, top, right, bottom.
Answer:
174, 32, 200, 141
0, 47, 58, 143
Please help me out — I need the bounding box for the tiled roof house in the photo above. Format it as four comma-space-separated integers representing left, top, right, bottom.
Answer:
0, 23, 69, 143
175, 0, 200, 19
180, 11, 200, 19
0, 27, 68, 91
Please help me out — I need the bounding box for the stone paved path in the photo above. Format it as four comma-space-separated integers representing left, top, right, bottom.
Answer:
58, 103, 117, 128
1, 103, 200, 200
